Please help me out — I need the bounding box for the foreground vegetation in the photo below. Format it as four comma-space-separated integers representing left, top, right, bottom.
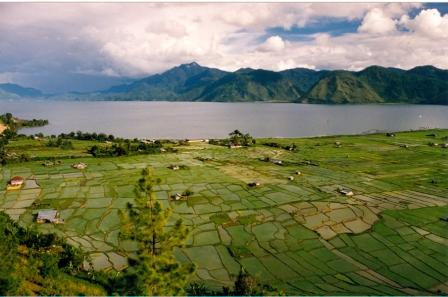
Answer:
0, 212, 105, 295
0, 127, 447, 295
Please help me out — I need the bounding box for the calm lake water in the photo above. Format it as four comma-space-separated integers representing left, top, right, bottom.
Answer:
1, 101, 447, 139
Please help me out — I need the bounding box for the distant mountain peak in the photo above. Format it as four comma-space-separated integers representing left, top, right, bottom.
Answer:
0, 83, 43, 97
180, 62, 201, 68
235, 67, 255, 73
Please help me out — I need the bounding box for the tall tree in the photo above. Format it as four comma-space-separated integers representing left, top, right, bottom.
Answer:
119, 167, 195, 295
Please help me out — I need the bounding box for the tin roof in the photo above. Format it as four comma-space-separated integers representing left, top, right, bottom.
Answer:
37, 209, 58, 221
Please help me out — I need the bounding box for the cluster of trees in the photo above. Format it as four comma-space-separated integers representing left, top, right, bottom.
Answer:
46, 137, 74, 150
53, 131, 116, 142
0, 113, 49, 164
188, 269, 283, 296
209, 130, 256, 147
0, 112, 48, 131
228, 130, 255, 146
0, 134, 8, 165
0, 113, 14, 126
21, 118, 49, 127
263, 142, 297, 151
0, 124, 19, 165
88, 140, 164, 157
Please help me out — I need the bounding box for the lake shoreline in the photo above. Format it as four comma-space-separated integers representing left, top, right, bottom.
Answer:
2, 98, 447, 106
19, 127, 448, 142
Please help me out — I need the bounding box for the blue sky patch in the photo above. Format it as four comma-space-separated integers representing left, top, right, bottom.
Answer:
424, 3, 448, 15
264, 17, 361, 42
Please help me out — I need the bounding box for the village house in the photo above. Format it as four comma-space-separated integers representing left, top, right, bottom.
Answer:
188, 139, 209, 143
248, 181, 261, 187
72, 162, 87, 169
288, 176, 295, 181
168, 164, 180, 170
140, 139, 154, 144
42, 160, 55, 167
339, 187, 354, 196
271, 159, 283, 165
36, 209, 64, 224
171, 193, 188, 201
229, 144, 242, 149
7, 176, 24, 190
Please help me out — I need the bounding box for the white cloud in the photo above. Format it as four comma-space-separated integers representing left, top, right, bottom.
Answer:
258, 36, 285, 52
0, 2, 446, 92
358, 8, 397, 34
400, 9, 448, 38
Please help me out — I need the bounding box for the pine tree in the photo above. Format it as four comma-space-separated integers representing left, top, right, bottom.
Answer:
119, 167, 195, 295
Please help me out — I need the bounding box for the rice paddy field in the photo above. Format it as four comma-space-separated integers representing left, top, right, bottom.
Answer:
1, 129, 447, 295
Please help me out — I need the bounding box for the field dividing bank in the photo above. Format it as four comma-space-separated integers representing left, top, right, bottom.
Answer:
1, 129, 447, 294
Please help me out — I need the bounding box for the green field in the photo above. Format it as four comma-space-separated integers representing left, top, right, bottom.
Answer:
1, 129, 447, 295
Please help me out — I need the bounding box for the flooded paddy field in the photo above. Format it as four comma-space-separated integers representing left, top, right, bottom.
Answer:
1, 129, 447, 294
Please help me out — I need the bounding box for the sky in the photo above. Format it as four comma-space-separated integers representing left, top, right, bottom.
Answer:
0, 3, 447, 93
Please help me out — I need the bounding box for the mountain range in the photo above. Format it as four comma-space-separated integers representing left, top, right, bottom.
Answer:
0, 83, 43, 99
1, 63, 447, 104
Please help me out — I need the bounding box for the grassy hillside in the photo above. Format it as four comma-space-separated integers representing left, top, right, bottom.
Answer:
100, 62, 228, 100
280, 68, 329, 94
197, 69, 301, 102
305, 71, 383, 103
305, 66, 448, 105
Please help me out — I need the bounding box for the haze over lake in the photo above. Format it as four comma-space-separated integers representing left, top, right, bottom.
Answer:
1, 101, 447, 139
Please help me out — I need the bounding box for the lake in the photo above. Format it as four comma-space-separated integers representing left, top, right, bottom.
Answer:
1, 100, 447, 139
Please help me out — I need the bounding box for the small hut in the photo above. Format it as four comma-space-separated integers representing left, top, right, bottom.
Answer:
229, 144, 242, 149
272, 159, 283, 165
339, 187, 354, 196
248, 181, 261, 187
295, 171, 302, 175
171, 193, 188, 201
10, 176, 24, 186
288, 176, 295, 181
36, 210, 64, 224
168, 164, 180, 170
42, 160, 55, 167
7, 176, 24, 190
72, 162, 87, 170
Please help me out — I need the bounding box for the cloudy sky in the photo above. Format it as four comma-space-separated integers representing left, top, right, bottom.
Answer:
1, 2, 447, 93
